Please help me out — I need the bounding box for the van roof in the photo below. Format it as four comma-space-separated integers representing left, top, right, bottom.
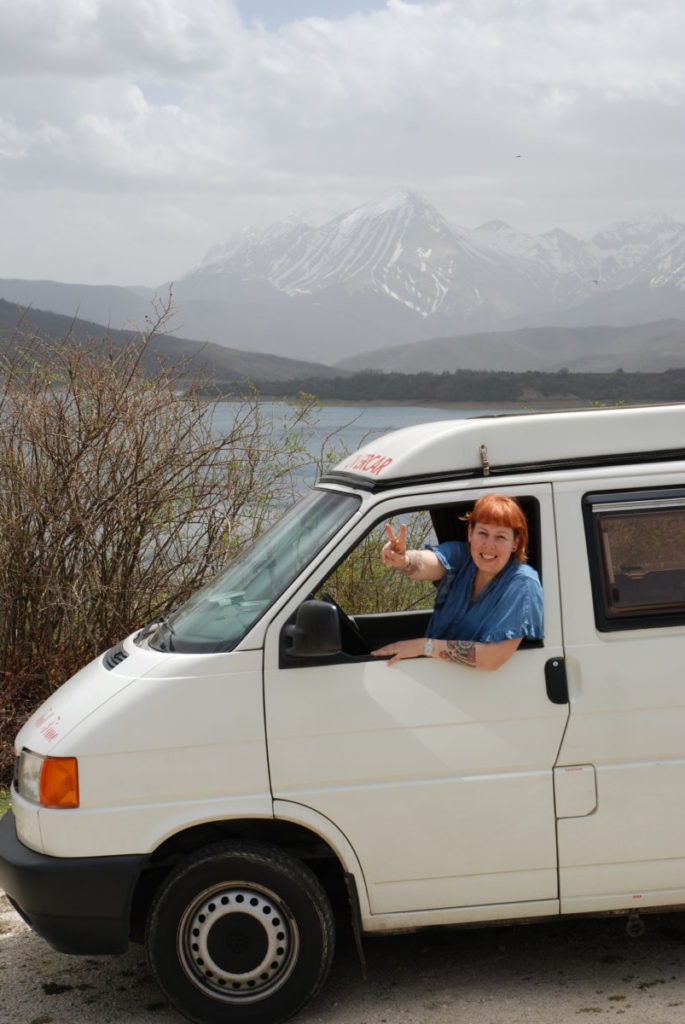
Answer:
323, 404, 685, 490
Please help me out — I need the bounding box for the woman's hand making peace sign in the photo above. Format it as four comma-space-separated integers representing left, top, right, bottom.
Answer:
381, 523, 408, 567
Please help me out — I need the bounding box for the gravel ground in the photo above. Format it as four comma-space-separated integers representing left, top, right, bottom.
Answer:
2, 891, 685, 1024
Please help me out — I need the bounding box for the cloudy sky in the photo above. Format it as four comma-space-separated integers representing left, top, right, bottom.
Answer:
2, 0, 684, 286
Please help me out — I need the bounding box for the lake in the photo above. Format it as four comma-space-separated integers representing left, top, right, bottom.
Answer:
210, 401, 521, 492
211, 400, 518, 452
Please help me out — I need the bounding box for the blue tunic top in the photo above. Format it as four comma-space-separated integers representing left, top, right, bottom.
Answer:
425, 541, 544, 643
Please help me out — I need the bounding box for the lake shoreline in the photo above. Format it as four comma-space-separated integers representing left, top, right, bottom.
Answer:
313, 398, 594, 411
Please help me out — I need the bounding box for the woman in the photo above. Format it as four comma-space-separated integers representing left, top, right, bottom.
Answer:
372, 494, 543, 670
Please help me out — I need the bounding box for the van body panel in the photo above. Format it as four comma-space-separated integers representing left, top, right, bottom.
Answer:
267, 651, 566, 915
14, 651, 270, 857
356, 898, 560, 933
11, 793, 43, 852
554, 764, 597, 818
265, 484, 569, 915
273, 798, 372, 913
554, 478, 685, 912
556, 882, 685, 915
35, 792, 274, 859
13, 649, 148, 757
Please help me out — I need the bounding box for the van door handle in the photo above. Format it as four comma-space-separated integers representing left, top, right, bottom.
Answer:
545, 657, 569, 705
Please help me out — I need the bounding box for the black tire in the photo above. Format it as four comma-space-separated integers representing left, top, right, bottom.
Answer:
146, 840, 335, 1024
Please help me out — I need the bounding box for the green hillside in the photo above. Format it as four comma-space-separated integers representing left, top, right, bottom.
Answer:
0, 299, 343, 383
336, 320, 685, 374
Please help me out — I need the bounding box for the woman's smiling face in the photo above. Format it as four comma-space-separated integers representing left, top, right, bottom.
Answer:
468, 520, 517, 578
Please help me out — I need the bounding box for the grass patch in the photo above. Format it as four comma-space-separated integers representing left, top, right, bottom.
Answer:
0, 788, 9, 817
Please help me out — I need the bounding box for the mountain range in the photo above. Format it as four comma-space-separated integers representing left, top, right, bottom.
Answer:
2, 189, 685, 373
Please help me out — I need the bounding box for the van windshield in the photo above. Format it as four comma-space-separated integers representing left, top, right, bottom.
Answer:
145, 488, 360, 654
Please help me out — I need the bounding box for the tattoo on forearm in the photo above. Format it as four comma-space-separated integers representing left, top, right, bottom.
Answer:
439, 640, 477, 667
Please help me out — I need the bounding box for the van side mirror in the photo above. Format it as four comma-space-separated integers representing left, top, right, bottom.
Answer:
283, 600, 342, 658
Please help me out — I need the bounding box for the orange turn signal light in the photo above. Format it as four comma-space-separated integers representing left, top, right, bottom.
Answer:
40, 757, 79, 809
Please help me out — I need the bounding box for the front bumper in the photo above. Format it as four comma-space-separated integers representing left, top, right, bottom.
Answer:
0, 808, 147, 954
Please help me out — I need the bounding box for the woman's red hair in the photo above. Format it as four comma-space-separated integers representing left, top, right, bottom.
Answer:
462, 494, 529, 562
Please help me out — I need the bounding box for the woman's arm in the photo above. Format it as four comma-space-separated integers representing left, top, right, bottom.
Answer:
371, 635, 523, 670
382, 523, 445, 581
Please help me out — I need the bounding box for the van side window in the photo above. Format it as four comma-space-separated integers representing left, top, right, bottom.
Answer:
280, 495, 541, 665
585, 489, 685, 631
315, 509, 437, 615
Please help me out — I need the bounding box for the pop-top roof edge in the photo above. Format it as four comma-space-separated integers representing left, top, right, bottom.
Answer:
325, 405, 685, 488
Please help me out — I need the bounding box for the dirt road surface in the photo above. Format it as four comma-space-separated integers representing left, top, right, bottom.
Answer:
2, 892, 685, 1024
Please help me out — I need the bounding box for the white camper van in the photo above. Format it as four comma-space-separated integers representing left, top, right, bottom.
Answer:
3, 403, 685, 1024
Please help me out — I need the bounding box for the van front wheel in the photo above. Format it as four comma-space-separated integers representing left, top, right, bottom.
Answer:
146, 841, 335, 1024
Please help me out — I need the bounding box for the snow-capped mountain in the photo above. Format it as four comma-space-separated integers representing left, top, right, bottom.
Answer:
588, 216, 685, 289
472, 221, 598, 308
473, 214, 685, 309
267, 190, 469, 315
176, 190, 551, 327
176, 190, 685, 354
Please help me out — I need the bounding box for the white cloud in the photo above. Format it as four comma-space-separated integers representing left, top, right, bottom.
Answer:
0, 0, 243, 75
1, 0, 685, 283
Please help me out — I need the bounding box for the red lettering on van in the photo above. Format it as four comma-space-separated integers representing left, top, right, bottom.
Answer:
34, 707, 61, 742
344, 453, 393, 475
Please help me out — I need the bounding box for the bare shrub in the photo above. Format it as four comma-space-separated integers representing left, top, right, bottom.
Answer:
0, 313, 320, 779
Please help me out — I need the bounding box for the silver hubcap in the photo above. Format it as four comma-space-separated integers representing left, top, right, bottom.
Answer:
178, 883, 298, 1003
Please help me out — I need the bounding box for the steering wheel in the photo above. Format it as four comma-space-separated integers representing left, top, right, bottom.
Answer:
321, 593, 369, 656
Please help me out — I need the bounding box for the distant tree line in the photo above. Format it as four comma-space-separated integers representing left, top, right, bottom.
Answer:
230, 367, 685, 404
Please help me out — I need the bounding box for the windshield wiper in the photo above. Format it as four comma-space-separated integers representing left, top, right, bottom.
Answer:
135, 613, 176, 651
